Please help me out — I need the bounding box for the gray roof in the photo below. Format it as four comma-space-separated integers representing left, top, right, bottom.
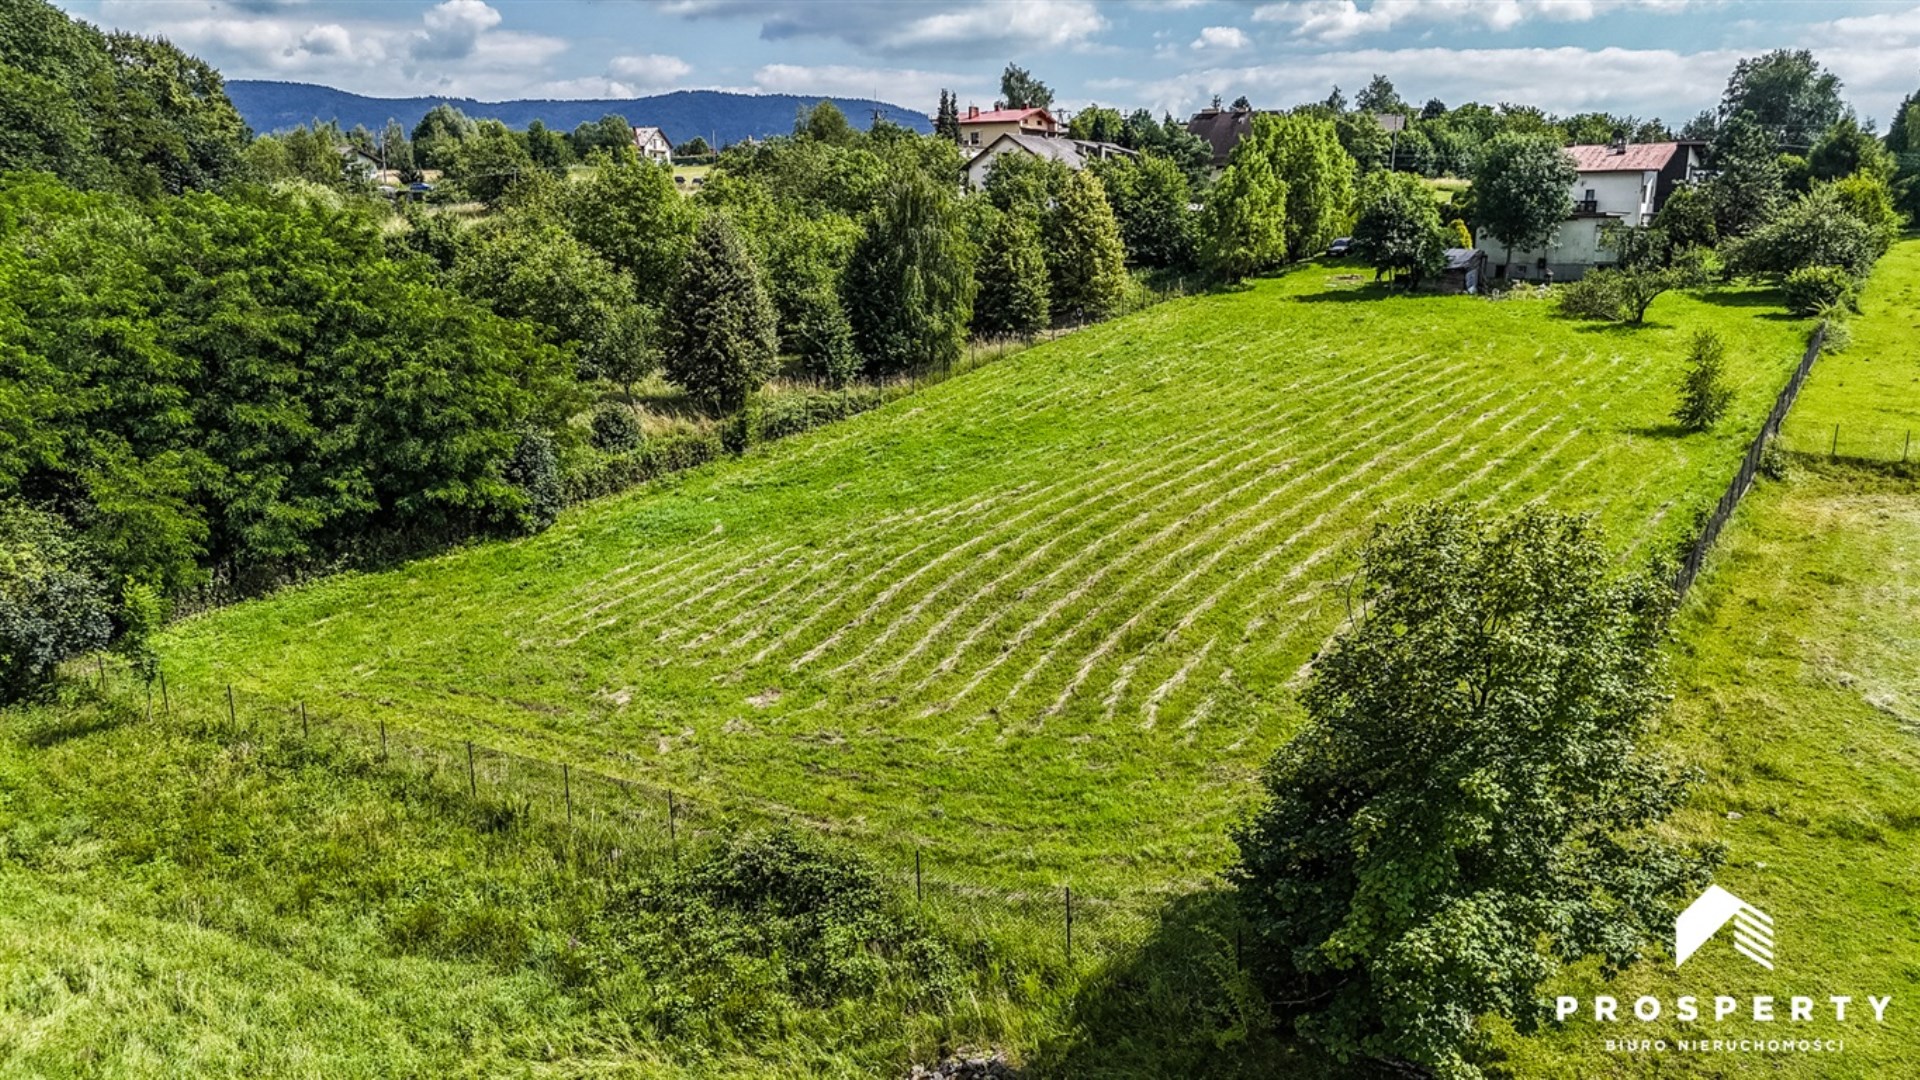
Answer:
973, 133, 1137, 173
1443, 248, 1486, 270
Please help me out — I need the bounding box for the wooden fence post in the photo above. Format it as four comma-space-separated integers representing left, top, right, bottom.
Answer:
159, 669, 169, 715
379, 718, 387, 759
226, 684, 236, 728
915, 848, 923, 905
1831, 423, 1840, 458
563, 763, 573, 827
466, 741, 477, 798
1064, 885, 1074, 967
300, 701, 308, 739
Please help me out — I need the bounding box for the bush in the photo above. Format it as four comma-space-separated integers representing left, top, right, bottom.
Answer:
589, 403, 643, 453
1782, 265, 1856, 317
1555, 269, 1626, 320
502, 428, 563, 533
1673, 329, 1733, 432
0, 501, 113, 702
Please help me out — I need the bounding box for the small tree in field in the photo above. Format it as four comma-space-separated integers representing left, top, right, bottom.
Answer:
1232, 502, 1712, 1080
973, 210, 1050, 338
1673, 329, 1733, 431
663, 214, 778, 413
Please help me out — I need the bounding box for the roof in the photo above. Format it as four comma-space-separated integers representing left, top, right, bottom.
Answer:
1564, 141, 1689, 172
975, 132, 1089, 169
633, 126, 668, 144
960, 107, 1055, 126
1184, 107, 1265, 167
1443, 248, 1487, 270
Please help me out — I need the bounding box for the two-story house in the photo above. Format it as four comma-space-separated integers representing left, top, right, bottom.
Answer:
1483, 138, 1704, 281
632, 125, 673, 164
957, 106, 1060, 150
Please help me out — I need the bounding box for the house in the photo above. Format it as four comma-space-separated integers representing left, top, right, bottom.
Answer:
337, 145, 381, 181
632, 125, 672, 163
1481, 138, 1705, 282
1185, 104, 1265, 171
962, 133, 1137, 191
1426, 248, 1489, 295
957, 106, 1060, 149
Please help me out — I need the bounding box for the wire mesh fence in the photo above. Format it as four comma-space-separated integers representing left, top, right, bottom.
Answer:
1776, 416, 1919, 465
81, 656, 1179, 971
1671, 325, 1825, 597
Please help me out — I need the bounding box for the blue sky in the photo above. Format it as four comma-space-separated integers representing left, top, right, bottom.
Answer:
56, 1, 1920, 126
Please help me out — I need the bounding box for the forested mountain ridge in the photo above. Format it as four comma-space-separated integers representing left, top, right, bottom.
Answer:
225, 81, 932, 145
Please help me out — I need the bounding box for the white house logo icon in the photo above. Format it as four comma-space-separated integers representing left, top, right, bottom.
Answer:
1675, 885, 1774, 970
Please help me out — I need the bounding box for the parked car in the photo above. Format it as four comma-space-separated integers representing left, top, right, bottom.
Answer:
1328, 237, 1353, 257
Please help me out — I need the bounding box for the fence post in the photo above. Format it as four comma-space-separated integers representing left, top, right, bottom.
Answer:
668, 791, 678, 858
300, 701, 308, 739
1831, 423, 1840, 458
379, 718, 388, 759
1904, 430, 1911, 463
1064, 885, 1074, 967
159, 669, 169, 715
915, 848, 923, 905
97, 655, 106, 691
563, 763, 573, 827
145, 684, 153, 721
466, 741, 477, 798
226, 684, 236, 729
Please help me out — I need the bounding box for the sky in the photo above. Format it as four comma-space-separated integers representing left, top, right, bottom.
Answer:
53, 0, 1920, 127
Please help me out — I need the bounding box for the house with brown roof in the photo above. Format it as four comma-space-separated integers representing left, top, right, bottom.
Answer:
632, 125, 672, 163
1184, 104, 1267, 172
1481, 137, 1706, 282
957, 106, 1060, 149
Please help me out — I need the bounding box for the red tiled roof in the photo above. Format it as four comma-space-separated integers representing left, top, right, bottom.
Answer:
1565, 142, 1687, 172
960, 108, 1053, 125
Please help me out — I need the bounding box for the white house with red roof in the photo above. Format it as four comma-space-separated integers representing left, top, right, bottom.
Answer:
1482, 138, 1705, 282
957, 105, 1060, 149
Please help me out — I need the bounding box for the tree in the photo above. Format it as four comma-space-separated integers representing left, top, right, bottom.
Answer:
1673, 330, 1732, 430
563, 152, 697, 301
980, 149, 1071, 220
1720, 49, 1844, 151
448, 119, 534, 206
1067, 105, 1124, 144
1351, 170, 1446, 287
1651, 183, 1717, 253
972, 210, 1050, 338
1202, 145, 1287, 282
663, 214, 778, 413
1472, 132, 1576, 272
1232, 501, 1712, 1080
411, 102, 472, 170
843, 170, 975, 374
1322, 85, 1347, 113
570, 112, 635, 158
1254, 113, 1357, 261
1420, 97, 1448, 121
1332, 111, 1390, 173
1705, 112, 1785, 237
1809, 116, 1893, 182
379, 118, 415, 174
676, 135, 713, 157
1353, 74, 1405, 116
1096, 153, 1196, 270
1722, 183, 1884, 280
451, 219, 637, 375
1045, 168, 1129, 322
999, 63, 1053, 110
524, 119, 573, 171
934, 90, 960, 142
763, 213, 862, 386
798, 100, 856, 145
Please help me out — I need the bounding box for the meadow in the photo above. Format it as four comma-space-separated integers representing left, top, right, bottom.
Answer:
154, 263, 1811, 902
1779, 237, 1920, 464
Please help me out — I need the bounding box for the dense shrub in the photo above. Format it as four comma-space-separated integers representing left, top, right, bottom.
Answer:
1782, 265, 1857, 316
588, 403, 644, 453
0, 501, 111, 702
663, 214, 779, 413
502, 429, 563, 534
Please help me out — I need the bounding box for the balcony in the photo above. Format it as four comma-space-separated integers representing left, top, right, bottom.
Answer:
1572, 197, 1600, 214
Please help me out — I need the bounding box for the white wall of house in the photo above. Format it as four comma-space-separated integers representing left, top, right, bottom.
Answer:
1477, 168, 1661, 281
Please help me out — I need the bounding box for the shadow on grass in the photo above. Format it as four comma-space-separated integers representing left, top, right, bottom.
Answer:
1624, 421, 1696, 439
1687, 288, 1799, 319
1027, 888, 1380, 1079
17, 700, 132, 749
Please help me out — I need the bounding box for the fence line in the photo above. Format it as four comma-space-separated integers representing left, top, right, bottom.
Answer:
75, 661, 1174, 970
1672, 324, 1826, 597
1776, 416, 1917, 465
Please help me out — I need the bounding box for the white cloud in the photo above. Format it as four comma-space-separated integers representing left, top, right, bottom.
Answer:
662, 0, 1107, 57
1251, 0, 1689, 42
411, 0, 503, 60
1191, 25, 1251, 51
609, 53, 695, 86
1112, 44, 1740, 120
296, 23, 352, 58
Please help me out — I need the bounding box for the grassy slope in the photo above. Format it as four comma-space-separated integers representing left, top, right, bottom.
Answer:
1779, 237, 1920, 460
156, 267, 1809, 900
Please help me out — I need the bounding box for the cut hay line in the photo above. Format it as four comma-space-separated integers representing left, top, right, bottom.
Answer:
930, 352, 1496, 714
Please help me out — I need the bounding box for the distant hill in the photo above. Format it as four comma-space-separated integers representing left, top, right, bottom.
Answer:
224, 81, 932, 146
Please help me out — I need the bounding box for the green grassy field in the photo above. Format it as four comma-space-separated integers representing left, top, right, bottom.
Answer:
153, 265, 1809, 900
1779, 237, 1920, 463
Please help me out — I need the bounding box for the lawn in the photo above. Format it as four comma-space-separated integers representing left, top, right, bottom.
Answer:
152, 264, 1811, 906
1778, 236, 1920, 463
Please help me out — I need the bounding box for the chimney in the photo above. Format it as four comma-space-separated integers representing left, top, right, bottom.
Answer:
1610, 131, 1628, 153
968, 105, 980, 119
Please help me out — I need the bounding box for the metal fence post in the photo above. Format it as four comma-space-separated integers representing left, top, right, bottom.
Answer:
300, 701, 308, 739
1064, 885, 1074, 967
379, 718, 387, 759
1831, 423, 1840, 458
563, 763, 573, 827
226, 684, 236, 728
466, 741, 477, 798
